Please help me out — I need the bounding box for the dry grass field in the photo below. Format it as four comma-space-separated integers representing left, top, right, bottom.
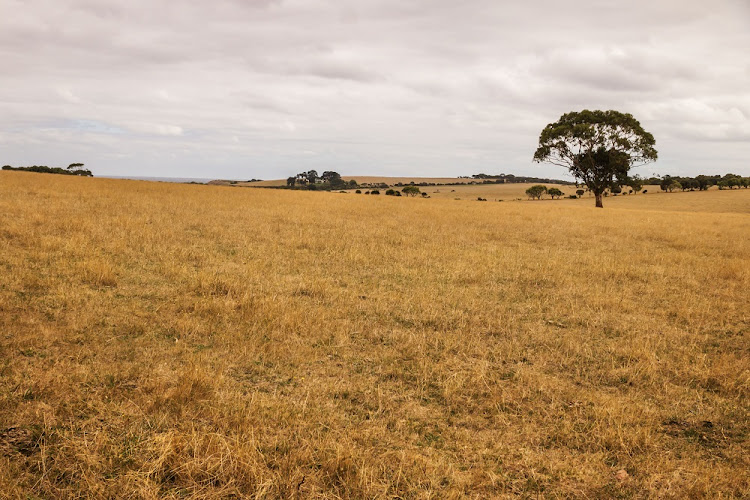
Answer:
1, 170, 748, 498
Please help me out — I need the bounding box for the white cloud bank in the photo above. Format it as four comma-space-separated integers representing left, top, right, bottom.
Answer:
1, 0, 748, 179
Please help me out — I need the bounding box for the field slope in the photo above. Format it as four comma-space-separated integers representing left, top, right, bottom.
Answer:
1, 171, 748, 498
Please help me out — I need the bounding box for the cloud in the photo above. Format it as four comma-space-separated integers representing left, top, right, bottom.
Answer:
0, 0, 748, 178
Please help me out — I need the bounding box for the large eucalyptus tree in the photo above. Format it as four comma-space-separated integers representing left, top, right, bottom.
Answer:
533, 110, 657, 208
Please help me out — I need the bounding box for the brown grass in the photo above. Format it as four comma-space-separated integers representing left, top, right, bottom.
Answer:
1, 170, 748, 498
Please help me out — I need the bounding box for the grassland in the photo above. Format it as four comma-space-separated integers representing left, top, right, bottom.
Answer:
1, 170, 748, 498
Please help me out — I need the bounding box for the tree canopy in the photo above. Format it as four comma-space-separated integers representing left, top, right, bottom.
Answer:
533, 110, 657, 207
525, 185, 547, 200
401, 186, 421, 197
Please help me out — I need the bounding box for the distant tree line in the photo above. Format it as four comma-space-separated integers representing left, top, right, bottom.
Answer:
471, 173, 576, 185
285, 170, 357, 190
2, 163, 92, 176
644, 173, 750, 192
525, 172, 750, 201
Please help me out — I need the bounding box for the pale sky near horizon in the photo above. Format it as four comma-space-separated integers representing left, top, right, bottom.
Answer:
1, 0, 749, 180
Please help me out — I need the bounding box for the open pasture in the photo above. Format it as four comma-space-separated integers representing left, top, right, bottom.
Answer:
0, 171, 748, 498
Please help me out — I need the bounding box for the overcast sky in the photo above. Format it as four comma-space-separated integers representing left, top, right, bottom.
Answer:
1, 0, 749, 180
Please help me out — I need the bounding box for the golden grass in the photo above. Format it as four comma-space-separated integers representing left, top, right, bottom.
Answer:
1, 170, 748, 498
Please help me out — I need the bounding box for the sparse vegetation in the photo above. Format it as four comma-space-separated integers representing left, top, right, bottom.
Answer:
1, 171, 748, 498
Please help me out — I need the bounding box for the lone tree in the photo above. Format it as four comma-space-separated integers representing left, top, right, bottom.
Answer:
547, 187, 563, 199
533, 110, 657, 208
401, 185, 421, 197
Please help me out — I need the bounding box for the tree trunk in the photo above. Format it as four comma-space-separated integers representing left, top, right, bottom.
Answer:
595, 193, 603, 208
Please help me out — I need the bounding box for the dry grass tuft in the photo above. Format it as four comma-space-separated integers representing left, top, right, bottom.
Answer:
1, 170, 748, 498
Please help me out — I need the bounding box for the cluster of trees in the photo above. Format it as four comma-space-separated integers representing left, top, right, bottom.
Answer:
2, 163, 92, 176
383, 186, 428, 197
285, 170, 357, 190
652, 174, 749, 192
351, 186, 431, 198
525, 185, 566, 200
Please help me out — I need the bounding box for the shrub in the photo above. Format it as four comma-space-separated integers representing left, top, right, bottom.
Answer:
371, 190, 380, 195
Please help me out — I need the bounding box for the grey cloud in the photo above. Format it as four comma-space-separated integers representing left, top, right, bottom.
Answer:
0, 0, 748, 179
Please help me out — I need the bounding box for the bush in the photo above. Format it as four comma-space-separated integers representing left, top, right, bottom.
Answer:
385, 189, 396, 196
371, 190, 380, 195
355, 190, 361, 194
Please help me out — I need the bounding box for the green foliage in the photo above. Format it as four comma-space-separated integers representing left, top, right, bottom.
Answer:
533, 110, 657, 207
2, 163, 92, 176
626, 175, 644, 193
576, 189, 585, 198
321, 171, 344, 188
401, 186, 421, 197
547, 187, 563, 199
286, 170, 357, 191
525, 185, 547, 200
